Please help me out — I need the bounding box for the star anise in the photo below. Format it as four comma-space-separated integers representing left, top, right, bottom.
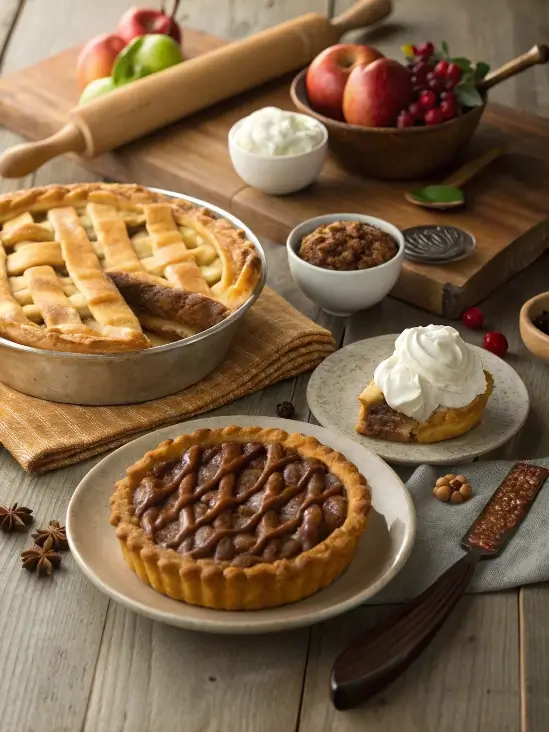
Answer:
0, 503, 33, 533
31, 520, 68, 551
21, 537, 62, 577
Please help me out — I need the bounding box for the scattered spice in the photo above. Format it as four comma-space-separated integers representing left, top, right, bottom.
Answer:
276, 401, 295, 419
433, 473, 473, 504
31, 520, 69, 551
21, 537, 62, 578
0, 503, 34, 533
532, 310, 549, 336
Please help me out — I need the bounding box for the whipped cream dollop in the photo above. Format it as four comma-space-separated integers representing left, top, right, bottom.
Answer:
373, 325, 487, 422
235, 107, 324, 156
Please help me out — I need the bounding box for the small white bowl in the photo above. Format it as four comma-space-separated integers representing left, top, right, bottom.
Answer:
287, 214, 405, 317
228, 115, 328, 195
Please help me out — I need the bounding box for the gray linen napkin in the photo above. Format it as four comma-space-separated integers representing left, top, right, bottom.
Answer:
371, 458, 549, 605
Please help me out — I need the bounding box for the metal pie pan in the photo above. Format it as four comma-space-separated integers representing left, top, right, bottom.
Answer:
0, 189, 267, 406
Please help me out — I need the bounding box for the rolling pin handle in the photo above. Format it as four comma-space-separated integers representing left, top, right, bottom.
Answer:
0, 123, 86, 178
331, 0, 392, 34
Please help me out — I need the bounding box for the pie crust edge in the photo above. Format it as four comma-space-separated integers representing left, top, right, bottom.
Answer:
110, 426, 370, 611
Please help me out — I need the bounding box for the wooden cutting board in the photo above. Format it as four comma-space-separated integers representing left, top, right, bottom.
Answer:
0, 27, 548, 318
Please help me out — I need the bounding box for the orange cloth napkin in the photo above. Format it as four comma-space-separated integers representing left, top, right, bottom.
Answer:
0, 288, 334, 473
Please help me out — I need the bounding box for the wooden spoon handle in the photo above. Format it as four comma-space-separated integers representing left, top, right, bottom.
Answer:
479, 44, 549, 92
331, 0, 392, 33
442, 145, 506, 189
330, 550, 480, 711
0, 123, 85, 178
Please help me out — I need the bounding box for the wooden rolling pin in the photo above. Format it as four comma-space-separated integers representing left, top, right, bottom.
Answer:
0, 0, 391, 178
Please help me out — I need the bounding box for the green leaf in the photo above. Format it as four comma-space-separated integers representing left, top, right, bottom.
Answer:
455, 82, 484, 108
474, 61, 490, 80
112, 36, 147, 86
441, 40, 449, 57
401, 44, 415, 59
450, 57, 473, 72
410, 185, 465, 205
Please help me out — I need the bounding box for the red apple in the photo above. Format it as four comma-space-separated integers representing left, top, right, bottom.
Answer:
306, 44, 384, 121
117, 4, 182, 45
76, 33, 125, 91
342, 59, 414, 128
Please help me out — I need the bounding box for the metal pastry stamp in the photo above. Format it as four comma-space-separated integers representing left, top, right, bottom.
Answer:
402, 225, 476, 265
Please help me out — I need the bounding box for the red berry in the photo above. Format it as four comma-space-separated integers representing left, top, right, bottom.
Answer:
483, 331, 508, 358
426, 71, 435, 82
440, 90, 455, 101
424, 108, 443, 125
440, 99, 457, 120
415, 42, 434, 59
412, 61, 430, 79
397, 112, 416, 128
434, 60, 449, 77
445, 78, 459, 91
408, 102, 424, 119
427, 77, 444, 92
446, 63, 462, 85
419, 90, 437, 110
462, 307, 484, 329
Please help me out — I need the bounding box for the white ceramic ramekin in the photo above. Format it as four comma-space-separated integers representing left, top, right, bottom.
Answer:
287, 213, 405, 316
228, 115, 328, 195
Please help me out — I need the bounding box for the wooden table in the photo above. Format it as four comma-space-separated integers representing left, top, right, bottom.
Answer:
0, 1, 548, 730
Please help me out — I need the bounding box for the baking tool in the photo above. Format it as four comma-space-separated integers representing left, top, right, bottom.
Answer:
307, 335, 529, 466
0, 191, 266, 406
330, 462, 549, 709
66, 415, 415, 634
402, 225, 476, 264
520, 291, 549, 365
0, 0, 392, 178
290, 45, 549, 180
405, 146, 505, 210
1, 30, 549, 319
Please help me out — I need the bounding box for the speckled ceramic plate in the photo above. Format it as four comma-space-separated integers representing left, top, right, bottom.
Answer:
307, 335, 529, 466
66, 415, 415, 635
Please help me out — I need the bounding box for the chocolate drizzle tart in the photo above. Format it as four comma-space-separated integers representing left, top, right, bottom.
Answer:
111, 426, 370, 610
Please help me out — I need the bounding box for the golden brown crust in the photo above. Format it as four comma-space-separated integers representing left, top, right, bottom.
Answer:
0, 184, 262, 354
356, 371, 494, 444
110, 426, 370, 610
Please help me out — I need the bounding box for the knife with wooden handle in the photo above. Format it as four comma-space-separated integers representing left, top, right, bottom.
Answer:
0, 0, 392, 178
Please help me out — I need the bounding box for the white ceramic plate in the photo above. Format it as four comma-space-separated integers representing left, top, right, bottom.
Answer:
67, 415, 415, 634
307, 335, 530, 466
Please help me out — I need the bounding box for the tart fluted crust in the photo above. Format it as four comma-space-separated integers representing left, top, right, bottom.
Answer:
110, 426, 370, 611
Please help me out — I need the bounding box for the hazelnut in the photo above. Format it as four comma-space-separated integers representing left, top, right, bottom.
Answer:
433, 485, 451, 502
460, 482, 473, 500
435, 476, 450, 487
444, 474, 456, 482
433, 472, 473, 504
450, 490, 464, 504
455, 474, 467, 484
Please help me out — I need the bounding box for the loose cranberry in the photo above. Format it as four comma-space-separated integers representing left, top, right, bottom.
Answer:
483, 331, 508, 358
440, 99, 457, 120
462, 307, 484, 329
408, 101, 424, 119
397, 112, 416, 128
424, 108, 444, 125
434, 60, 449, 77
419, 90, 437, 110
415, 42, 434, 59
446, 63, 462, 85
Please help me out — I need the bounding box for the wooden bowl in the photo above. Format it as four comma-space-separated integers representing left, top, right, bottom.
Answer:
290, 68, 485, 180
520, 292, 549, 365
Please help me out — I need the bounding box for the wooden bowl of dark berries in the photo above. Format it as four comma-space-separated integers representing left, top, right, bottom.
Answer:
291, 41, 549, 180
520, 292, 549, 365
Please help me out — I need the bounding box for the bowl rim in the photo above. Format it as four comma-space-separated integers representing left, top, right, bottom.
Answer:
290, 66, 486, 135
0, 189, 267, 361
520, 292, 549, 344
286, 213, 405, 277
228, 110, 329, 161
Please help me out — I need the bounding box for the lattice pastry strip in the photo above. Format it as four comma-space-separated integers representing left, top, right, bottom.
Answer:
24, 265, 85, 331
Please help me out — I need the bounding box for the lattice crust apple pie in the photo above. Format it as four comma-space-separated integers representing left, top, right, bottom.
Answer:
0, 184, 262, 353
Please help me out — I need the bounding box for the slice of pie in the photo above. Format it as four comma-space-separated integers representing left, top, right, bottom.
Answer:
110, 426, 370, 610
0, 183, 262, 353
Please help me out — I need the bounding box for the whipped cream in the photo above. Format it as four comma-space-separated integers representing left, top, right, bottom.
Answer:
373, 325, 486, 422
234, 107, 324, 156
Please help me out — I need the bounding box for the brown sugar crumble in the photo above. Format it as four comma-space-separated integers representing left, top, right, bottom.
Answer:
298, 220, 398, 271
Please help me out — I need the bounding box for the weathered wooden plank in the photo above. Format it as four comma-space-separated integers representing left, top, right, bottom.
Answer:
83, 603, 309, 732
300, 595, 520, 732
0, 0, 23, 66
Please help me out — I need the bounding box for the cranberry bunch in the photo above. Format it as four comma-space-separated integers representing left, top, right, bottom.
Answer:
398, 42, 463, 129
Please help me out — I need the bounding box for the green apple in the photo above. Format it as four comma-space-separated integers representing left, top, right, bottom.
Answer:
78, 76, 116, 105
112, 34, 184, 86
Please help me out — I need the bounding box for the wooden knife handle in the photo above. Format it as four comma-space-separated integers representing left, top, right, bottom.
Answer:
479, 44, 549, 92
0, 123, 85, 178
331, 0, 392, 33
330, 550, 480, 711
442, 145, 505, 189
